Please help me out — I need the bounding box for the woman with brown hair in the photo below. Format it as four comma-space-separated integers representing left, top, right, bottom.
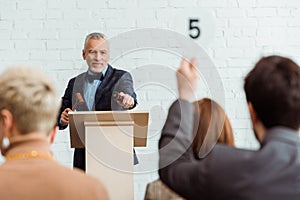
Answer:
145, 98, 235, 200
193, 98, 235, 159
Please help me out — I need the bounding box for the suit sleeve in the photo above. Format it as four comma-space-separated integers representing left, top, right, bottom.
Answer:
115, 72, 137, 109
57, 79, 74, 130
159, 99, 209, 199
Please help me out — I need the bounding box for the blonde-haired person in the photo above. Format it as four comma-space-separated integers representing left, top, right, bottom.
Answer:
0, 67, 108, 200
144, 98, 234, 200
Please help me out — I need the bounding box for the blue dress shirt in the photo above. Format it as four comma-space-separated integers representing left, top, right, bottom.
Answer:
84, 66, 108, 111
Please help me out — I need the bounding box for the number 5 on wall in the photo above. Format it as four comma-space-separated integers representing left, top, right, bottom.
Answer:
170, 9, 215, 46
189, 19, 201, 39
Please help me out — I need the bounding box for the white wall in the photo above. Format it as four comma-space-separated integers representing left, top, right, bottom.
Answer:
1, 0, 300, 199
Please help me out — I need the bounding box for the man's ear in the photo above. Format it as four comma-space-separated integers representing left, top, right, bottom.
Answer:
1, 109, 13, 135
48, 126, 58, 144
248, 102, 257, 124
82, 49, 86, 60
248, 102, 267, 142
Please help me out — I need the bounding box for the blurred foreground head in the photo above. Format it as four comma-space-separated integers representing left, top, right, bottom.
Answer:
0, 66, 60, 136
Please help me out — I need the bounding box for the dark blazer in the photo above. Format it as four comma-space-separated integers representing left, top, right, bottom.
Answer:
58, 64, 137, 170
159, 99, 300, 200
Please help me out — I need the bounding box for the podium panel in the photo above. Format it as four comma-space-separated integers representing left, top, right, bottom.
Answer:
85, 122, 134, 200
68, 111, 149, 200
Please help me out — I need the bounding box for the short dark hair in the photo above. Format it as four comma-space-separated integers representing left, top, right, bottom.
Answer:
244, 55, 300, 129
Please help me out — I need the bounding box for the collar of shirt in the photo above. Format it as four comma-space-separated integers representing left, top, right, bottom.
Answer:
84, 65, 108, 110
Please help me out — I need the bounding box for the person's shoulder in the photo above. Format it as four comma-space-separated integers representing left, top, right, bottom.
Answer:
109, 64, 130, 75
57, 165, 101, 184
73, 72, 86, 81
72, 168, 109, 199
71, 168, 105, 185
212, 144, 256, 157
53, 164, 109, 199
67, 72, 86, 85
203, 144, 257, 168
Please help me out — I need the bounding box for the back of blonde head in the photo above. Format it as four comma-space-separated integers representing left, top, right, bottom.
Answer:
0, 67, 59, 135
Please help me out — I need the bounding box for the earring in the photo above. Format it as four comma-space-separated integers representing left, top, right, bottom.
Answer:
1, 137, 10, 156
2, 137, 9, 149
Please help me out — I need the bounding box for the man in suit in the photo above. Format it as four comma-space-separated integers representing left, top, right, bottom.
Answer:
0, 66, 108, 200
58, 32, 138, 171
159, 56, 300, 199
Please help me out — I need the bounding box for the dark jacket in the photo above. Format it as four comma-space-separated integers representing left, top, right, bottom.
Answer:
159, 99, 300, 200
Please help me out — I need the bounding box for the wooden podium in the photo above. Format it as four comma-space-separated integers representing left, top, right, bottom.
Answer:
68, 110, 149, 200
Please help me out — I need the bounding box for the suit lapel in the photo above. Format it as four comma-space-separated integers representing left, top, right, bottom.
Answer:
94, 65, 114, 105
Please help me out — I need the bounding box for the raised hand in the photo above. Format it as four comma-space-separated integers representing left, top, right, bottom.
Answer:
176, 57, 199, 102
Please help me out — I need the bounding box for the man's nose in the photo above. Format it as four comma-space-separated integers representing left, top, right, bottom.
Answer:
94, 52, 101, 60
